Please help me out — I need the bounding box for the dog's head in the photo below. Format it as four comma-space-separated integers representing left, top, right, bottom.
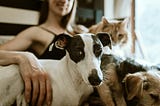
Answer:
123, 70, 160, 106
54, 32, 111, 86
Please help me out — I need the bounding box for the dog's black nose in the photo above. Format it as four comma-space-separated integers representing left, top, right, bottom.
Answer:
88, 69, 102, 86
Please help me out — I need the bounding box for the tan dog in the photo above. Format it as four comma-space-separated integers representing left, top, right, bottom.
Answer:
97, 54, 127, 106
123, 70, 160, 106
96, 54, 160, 106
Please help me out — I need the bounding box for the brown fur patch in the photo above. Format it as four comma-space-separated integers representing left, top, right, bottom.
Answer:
89, 17, 130, 46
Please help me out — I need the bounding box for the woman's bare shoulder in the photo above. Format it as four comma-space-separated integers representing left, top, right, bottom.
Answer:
17, 26, 44, 39
19, 26, 42, 35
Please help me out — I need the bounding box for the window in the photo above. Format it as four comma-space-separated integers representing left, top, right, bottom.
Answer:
136, 0, 160, 63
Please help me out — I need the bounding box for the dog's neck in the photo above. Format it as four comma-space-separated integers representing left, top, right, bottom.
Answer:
66, 52, 93, 86
64, 53, 94, 102
66, 54, 84, 85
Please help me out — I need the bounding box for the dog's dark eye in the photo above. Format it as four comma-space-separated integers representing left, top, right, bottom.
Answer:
69, 48, 85, 63
74, 48, 84, 57
143, 80, 149, 90
76, 50, 83, 56
93, 44, 102, 57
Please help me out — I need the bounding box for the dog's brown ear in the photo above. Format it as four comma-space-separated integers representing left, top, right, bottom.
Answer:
96, 32, 112, 49
54, 33, 72, 49
123, 74, 143, 100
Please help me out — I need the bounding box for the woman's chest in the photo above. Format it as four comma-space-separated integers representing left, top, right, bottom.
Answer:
30, 32, 55, 56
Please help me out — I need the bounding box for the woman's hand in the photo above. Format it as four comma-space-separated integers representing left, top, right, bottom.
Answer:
17, 52, 52, 106
0, 50, 52, 106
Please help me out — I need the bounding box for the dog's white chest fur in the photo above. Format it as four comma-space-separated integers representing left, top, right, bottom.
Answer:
0, 59, 93, 106
0, 65, 24, 106
42, 59, 93, 106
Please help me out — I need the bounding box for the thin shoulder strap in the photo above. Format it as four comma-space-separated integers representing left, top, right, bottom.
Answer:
38, 26, 57, 35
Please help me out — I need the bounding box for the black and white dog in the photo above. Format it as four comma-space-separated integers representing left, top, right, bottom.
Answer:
0, 33, 111, 106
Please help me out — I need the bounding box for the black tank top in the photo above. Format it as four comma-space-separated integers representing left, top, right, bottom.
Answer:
38, 27, 66, 60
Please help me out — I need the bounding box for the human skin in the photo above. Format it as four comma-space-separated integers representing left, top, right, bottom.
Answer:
0, 0, 75, 105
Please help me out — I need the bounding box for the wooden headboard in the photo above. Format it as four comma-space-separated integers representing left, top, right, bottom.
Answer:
0, 0, 42, 36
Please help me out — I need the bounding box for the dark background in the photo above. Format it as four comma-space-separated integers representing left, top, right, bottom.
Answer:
0, 0, 104, 35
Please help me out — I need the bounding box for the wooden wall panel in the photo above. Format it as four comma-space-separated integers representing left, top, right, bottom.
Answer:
0, 0, 41, 10
0, 0, 41, 35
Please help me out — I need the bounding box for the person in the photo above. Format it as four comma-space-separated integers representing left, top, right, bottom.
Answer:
0, 0, 77, 105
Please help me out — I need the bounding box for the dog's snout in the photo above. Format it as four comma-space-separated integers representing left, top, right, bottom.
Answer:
88, 69, 102, 86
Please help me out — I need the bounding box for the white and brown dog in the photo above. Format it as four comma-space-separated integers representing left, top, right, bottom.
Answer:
0, 33, 112, 106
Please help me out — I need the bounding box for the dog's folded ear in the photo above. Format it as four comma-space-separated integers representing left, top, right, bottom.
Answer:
96, 32, 112, 49
123, 74, 143, 100
54, 33, 72, 49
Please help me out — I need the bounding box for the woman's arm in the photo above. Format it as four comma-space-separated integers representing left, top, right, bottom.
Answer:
0, 50, 52, 106
0, 26, 52, 105
0, 27, 36, 51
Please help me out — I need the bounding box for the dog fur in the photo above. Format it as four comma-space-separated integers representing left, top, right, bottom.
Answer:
123, 70, 160, 106
0, 33, 112, 106
72, 17, 133, 58
71, 17, 160, 106
97, 54, 160, 106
